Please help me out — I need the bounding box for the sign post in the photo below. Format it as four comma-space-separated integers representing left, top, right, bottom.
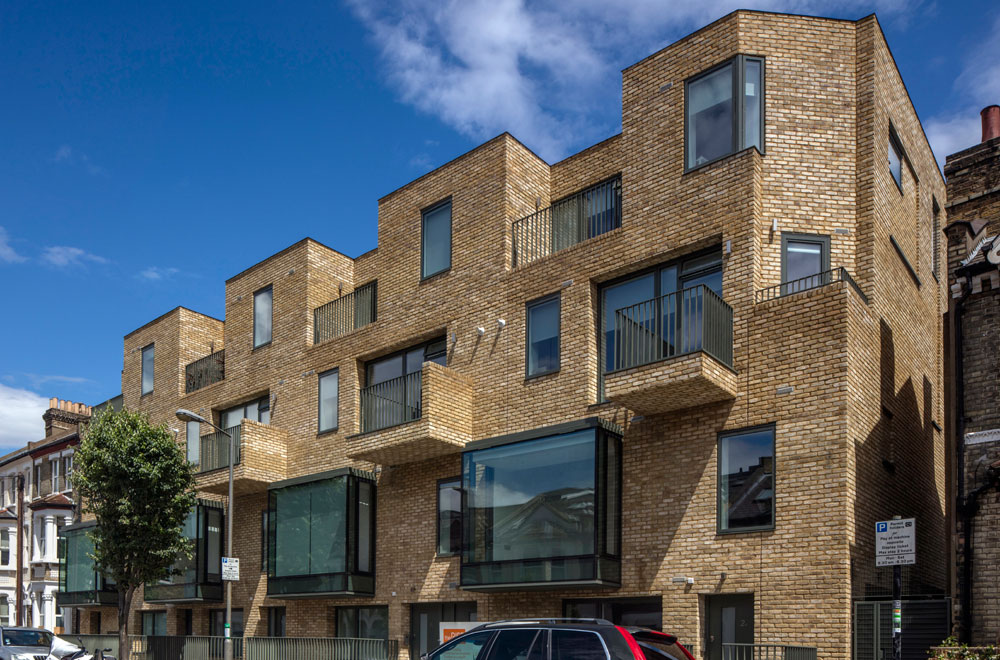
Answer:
876, 518, 915, 660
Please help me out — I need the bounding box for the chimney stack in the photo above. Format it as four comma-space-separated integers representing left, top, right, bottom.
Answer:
983, 105, 1000, 143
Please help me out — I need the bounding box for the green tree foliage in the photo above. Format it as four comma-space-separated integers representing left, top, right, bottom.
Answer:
72, 407, 196, 660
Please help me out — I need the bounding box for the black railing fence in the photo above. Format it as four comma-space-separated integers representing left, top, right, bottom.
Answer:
755, 267, 868, 304
185, 349, 225, 394
360, 371, 422, 433
314, 281, 377, 344
198, 425, 242, 473
722, 643, 817, 660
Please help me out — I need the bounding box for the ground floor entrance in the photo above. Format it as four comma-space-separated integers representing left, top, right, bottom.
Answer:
704, 594, 754, 660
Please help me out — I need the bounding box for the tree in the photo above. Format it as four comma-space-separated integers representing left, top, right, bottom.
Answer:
72, 407, 196, 660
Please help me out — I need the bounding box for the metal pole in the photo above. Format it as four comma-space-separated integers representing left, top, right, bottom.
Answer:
224, 427, 234, 660
893, 516, 902, 660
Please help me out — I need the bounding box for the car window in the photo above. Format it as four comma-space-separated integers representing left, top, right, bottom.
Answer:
431, 631, 494, 660
639, 641, 684, 660
3, 629, 54, 646
551, 630, 607, 660
489, 629, 542, 660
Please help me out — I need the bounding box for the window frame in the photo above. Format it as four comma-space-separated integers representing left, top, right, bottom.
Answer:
335, 605, 390, 640
317, 368, 340, 434
141, 343, 155, 396
684, 54, 766, 173
525, 293, 561, 379
436, 477, 462, 557
780, 233, 831, 285
267, 606, 286, 637
253, 284, 274, 349
888, 127, 904, 193
716, 423, 776, 535
421, 198, 453, 280
219, 395, 270, 430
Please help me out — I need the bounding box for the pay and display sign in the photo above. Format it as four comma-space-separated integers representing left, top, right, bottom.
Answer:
875, 518, 916, 567
222, 557, 240, 581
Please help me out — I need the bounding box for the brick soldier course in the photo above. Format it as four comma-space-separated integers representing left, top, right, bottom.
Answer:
63, 11, 947, 660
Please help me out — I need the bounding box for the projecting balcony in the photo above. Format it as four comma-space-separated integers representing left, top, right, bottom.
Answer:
512, 176, 622, 268
604, 284, 737, 415
195, 420, 287, 496
314, 281, 377, 344
185, 349, 225, 394
346, 362, 474, 465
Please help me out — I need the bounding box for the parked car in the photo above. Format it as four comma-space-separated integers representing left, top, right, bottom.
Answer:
422, 619, 696, 660
0, 627, 54, 660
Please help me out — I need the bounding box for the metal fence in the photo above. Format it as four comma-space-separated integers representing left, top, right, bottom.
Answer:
512, 176, 621, 268
186, 349, 226, 394
722, 643, 817, 660
360, 371, 422, 433
314, 281, 378, 344
68, 634, 146, 658
755, 267, 869, 304
612, 284, 734, 371
198, 425, 242, 473
66, 635, 397, 660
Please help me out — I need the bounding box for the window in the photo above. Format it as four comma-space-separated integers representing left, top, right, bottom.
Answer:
526, 295, 560, 378
62, 456, 73, 490
0, 596, 9, 627
209, 609, 244, 638
564, 596, 662, 630
551, 630, 608, 660
410, 603, 478, 658
182, 609, 193, 636
362, 337, 447, 432
686, 56, 764, 170
267, 607, 286, 637
254, 285, 273, 348
428, 630, 493, 660
143, 503, 224, 603
141, 611, 166, 636
718, 425, 775, 533
261, 510, 269, 571
336, 606, 388, 639
318, 369, 339, 433
141, 344, 154, 395
491, 629, 546, 660
780, 233, 830, 293
888, 130, 903, 191
220, 395, 271, 430
186, 420, 200, 467
421, 199, 452, 278
51, 459, 60, 492
437, 478, 461, 556
33, 464, 41, 498
0, 529, 9, 566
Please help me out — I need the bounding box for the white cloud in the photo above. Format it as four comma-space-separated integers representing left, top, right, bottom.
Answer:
925, 115, 982, 170
21, 373, 93, 389
0, 384, 47, 452
41, 245, 109, 267
138, 266, 180, 281
0, 226, 26, 264
51, 144, 107, 176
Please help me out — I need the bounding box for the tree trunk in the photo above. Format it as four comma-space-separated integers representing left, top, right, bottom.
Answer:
118, 585, 135, 660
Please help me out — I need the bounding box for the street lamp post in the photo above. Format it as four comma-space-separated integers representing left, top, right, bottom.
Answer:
176, 409, 235, 660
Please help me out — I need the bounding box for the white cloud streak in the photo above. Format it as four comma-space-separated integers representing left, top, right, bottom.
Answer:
41, 246, 109, 267
51, 144, 107, 176
0, 226, 26, 264
138, 266, 180, 281
0, 384, 47, 452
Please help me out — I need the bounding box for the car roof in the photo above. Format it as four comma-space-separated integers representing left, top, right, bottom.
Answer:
0, 627, 49, 632
475, 618, 615, 630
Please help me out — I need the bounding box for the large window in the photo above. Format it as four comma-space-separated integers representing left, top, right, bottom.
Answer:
209, 609, 244, 637
336, 606, 388, 640
141, 611, 166, 636
437, 478, 461, 556
141, 343, 154, 395
422, 199, 452, 278
526, 294, 560, 378
318, 369, 339, 433
686, 56, 764, 170
267, 469, 376, 597
57, 524, 116, 607
461, 421, 621, 589
144, 503, 223, 603
220, 395, 271, 430
780, 233, 830, 294
254, 285, 273, 348
718, 425, 775, 533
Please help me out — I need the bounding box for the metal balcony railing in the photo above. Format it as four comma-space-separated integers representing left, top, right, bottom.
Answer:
185, 349, 225, 394
512, 176, 622, 268
198, 425, 242, 474
314, 281, 377, 344
360, 371, 422, 433
755, 267, 868, 304
723, 644, 817, 660
612, 284, 734, 371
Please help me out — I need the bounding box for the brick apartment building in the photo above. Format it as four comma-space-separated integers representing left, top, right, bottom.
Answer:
59, 11, 948, 660
944, 105, 1000, 645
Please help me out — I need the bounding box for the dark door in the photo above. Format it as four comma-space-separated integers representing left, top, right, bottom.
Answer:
410, 602, 478, 659
705, 594, 754, 660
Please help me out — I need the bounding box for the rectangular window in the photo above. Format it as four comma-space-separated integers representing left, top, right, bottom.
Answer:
526, 295, 560, 378
51, 459, 60, 492
182, 609, 193, 636
421, 199, 452, 278
254, 285, 273, 348
686, 56, 764, 170
318, 369, 339, 433
267, 607, 286, 637
437, 478, 461, 556
1, 529, 9, 566
889, 131, 903, 191
780, 233, 831, 294
143, 503, 224, 604
336, 606, 389, 640
63, 456, 73, 490
0, 596, 9, 627
141, 344, 155, 395
186, 421, 200, 466
220, 396, 270, 431
141, 611, 167, 636
718, 425, 775, 533
362, 337, 447, 433
209, 609, 244, 638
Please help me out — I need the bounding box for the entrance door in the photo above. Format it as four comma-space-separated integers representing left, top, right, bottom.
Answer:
705, 595, 754, 660
410, 602, 477, 659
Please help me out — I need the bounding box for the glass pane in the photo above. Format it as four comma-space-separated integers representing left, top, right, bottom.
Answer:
785, 240, 824, 284
659, 266, 678, 296
491, 629, 540, 660
259, 403, 271, 426
438, 479, 462, 555
602, 274, 655, 374
369, 354, 403, 385
186, 422, 200, 465
743, 59, 762, 152
422, 202, 452, 277
889, 138, 902, 188
681, 268, 723, 297
245, 400, 259, 423
551, 630, 607, 660
254, 287, 273, 347
272, 477, 348, 577
527, 298, 560, 376
687, 63, 734, 168
357, 481, 373, 572
222, 407, 242, 431
406, 348, 426, 374
358, 606, 388, 640
66, 528, 95, 592
141, 345, 154, 394
719, 428, 775, 531
206, 508, 222, 582
337, 608, 357, 638
308, 478, 347, 574
426, 339, 448, 365
319, 371, 339, 432
430, 631, 493, 660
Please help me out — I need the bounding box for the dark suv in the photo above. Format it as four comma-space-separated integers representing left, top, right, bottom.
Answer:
423, 619, 696, 660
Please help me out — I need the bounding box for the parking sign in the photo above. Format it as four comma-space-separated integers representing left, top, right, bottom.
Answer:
875, 519, 915, 567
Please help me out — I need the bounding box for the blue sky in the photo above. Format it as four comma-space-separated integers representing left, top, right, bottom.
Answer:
1, 0, 998, 451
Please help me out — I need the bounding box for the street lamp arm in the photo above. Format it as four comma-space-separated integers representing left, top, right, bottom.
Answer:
175, 409, 231, 437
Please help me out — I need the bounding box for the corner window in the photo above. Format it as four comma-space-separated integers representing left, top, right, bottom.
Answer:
254, 285, 273, 348
437, 478, 461, 556
186, 421, 200, 467
686, 56, 764, 170
318, 369, 339, 433
718, 425, 775, 533
336, 605, 388, 640
141, 343, 154, 395
888, 130, 903, 191
422, 199, 452, 278
780, 233, 830, 293
526, 294, 560, 378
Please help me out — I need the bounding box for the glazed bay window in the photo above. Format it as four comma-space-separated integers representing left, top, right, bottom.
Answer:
686, 55, 764, 170
461, 419, 621, 590
718, 425, 775, 533
57, 523, 116, 607
318, 369, 339, 433
422, 199, 452, 278
254, 285, 273, 348
267, 468, 376, 597
141, 343, 154, 395
186, 420, 200, 467
144, 502, 223, 603
437, 478, 461, 556
781, 233, 830, 294
526, 294, 560, 378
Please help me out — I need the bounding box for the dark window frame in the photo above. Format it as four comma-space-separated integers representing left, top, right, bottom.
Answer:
141, 610, 167, 636
267, 606, 286, 637
335, 605, 390, 640
437, 477, 462, 557
716, 423, 776, 535
525, 293, 561, 379
260, 509, 269, 572
780, 233, 831, 284
364, 336, 447, 386
141, 343, 155, 396
421, 198, 453, 280
218, 395, 270, 430
317, 368, 340, 434
253, 284, 274, 349
888, 126, 904, 193
684, 54, 766, 173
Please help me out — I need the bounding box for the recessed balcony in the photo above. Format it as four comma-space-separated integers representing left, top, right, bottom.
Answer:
604, 284, 737, 415
346, 362, 474, 465
195, 420, 287, 496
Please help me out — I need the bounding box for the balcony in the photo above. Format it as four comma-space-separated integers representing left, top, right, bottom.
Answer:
754, 267, 868, 304
195, 420, 287, 496
512, 176, 621, 268
314, 281, 377, 344
346, 362, 474, 465
185, 349, 225, 394
604, 285, 737, 415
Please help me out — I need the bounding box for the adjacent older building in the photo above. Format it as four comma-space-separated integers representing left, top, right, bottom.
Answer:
63, 11, 948, 660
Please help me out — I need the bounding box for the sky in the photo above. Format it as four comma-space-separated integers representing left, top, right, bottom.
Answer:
1, 0, 998, 452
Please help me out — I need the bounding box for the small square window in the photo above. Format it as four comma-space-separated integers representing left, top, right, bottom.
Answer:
254, 285, 273, 348
421, 200, 452, 279
718, 425, 775, 533
526, 294, 560, 378
141, 344, 154, 395
318, 369, 339, 433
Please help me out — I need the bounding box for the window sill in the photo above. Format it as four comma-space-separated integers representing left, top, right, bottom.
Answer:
525, 368, 560, 382
420, 267, 451, 284
684, 145, 763, 175
317, 427, 339, 437
716, 525, 775, 536
252, 341, 273, 352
